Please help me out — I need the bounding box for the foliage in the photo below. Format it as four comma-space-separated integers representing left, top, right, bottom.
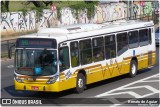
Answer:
57, 1, 98, 20
31, 6, 44, 20
1, 5, 7, 12
2, 1, 99, 20
1, 1, 9, 12
70, 1, 98, 19
20, 8, 28, 17
56, 6, 61, 20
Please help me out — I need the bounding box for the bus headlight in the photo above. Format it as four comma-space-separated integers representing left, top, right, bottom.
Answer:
14, 75, 23, 83
46, 76, 58, 84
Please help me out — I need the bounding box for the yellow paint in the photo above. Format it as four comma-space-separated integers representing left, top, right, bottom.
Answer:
14, 80, 60, 92
14, 52, 156, 92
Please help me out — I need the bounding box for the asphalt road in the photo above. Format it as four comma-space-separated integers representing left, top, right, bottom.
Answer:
1, 47, 159, 106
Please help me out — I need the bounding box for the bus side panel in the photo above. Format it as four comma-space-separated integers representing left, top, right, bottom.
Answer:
137, 56, 143, 70
103, 63, 121, 79
59, 74, 77, 91
137, 55, 147, 70
152, 52, 156, 66
86, 64, 104, 84
102, 60, 131, 81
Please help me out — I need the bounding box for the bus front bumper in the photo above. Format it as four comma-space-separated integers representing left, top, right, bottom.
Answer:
14, 80, 60, 92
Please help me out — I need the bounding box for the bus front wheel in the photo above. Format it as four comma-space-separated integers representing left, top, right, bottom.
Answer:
129, 60, 137, 78
75, 73, 85, 93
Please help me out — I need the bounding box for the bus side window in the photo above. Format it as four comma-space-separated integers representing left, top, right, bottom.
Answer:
92, 37, 104, 62
59, 47, 70, 71
148, 28, 152, 44
128, 31, 139, 48
70, 41, 79, 67
139, 29, 149, 46
79, 39, 92, 65
105, 35, 116, 59
117, 32, 128, 56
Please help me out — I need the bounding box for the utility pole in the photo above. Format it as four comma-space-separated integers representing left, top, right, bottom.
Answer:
130, 0, 134, 20
127, 0, 130, 20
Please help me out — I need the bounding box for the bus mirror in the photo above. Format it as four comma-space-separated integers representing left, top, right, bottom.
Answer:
8, 49, 12, 59
8, 44, 15, 59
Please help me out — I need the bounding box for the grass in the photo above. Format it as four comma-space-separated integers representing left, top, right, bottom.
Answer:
9, 1, 84, 12
9, 1, 35, 12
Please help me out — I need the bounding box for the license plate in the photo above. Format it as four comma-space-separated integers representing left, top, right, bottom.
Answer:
31, 86, 39, 90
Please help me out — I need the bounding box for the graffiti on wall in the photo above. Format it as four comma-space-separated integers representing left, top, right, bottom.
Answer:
59, 7, 77, 25
133, 1, 159, 18
1, 1, 159, 33
39, 9, 57, 28
1, 11, 36, 33
93, 2, 127, 23
143, 2, 153, 16
78, 9, 89, 24
133, 1, 141, 18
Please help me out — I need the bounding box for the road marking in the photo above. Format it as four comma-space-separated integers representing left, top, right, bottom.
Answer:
148, 66, 154, 68
101, 91, 142, 98
122, 85, 159, 93
95, 73, 159, 97
7, 65, 14, 68
140, 80, 160, 82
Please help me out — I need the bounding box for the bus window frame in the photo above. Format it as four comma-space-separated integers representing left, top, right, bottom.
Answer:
92, 36, 105, 62
139, 28, 149, 47
116, 32, 129, 56
58, 46, 70, 72
105, 34, 117, 59
128, 30, 139, 49
79, 39, 92, 65
148, 28, 152, 44
70, 41, 80, 68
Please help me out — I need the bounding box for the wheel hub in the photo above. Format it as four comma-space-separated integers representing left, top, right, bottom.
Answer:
131, 64, 136, 74
78, 78, 83, 88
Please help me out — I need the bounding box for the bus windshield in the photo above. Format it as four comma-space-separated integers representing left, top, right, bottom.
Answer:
15, 49, 57, 76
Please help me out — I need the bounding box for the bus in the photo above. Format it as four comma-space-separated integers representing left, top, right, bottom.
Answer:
9, 20, 156, 93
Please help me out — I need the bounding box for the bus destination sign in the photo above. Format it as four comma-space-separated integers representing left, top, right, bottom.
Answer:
16, 38, 57, 48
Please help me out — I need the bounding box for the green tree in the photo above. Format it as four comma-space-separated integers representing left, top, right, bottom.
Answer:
1, 1, 9, 12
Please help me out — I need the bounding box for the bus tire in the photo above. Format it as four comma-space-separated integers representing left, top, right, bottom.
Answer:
129, 60, 137, 78
75, 73, 85, 93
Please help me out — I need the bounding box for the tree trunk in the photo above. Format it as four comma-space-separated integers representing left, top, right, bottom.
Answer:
5, 1, 9, 11
30, 1, 44, 7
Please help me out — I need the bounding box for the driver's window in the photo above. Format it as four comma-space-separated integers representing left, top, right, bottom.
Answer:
59, 47, 70, 71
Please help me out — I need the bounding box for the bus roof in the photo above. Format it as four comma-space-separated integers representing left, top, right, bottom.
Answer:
19, 20, 154, 43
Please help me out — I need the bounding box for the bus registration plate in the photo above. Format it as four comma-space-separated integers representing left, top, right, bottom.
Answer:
31, 86, 39, 90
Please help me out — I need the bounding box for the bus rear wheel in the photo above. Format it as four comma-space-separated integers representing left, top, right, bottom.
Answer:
75, 73, 85, 93
129, 60, 137, 78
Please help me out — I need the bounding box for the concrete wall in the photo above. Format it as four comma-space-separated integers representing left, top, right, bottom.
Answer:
1, 1, 159, 34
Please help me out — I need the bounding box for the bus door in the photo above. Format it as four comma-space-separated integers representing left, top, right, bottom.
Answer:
147, 28, 153, 66
58, 43, 74, 90
137, 29, 148, 68
139, 28, 153, 68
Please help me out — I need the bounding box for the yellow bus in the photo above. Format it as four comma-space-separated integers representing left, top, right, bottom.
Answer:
9, 20, 156, 93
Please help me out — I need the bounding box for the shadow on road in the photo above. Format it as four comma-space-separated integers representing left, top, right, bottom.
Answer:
3, 85, 76, 98
3, 68, 153, 98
